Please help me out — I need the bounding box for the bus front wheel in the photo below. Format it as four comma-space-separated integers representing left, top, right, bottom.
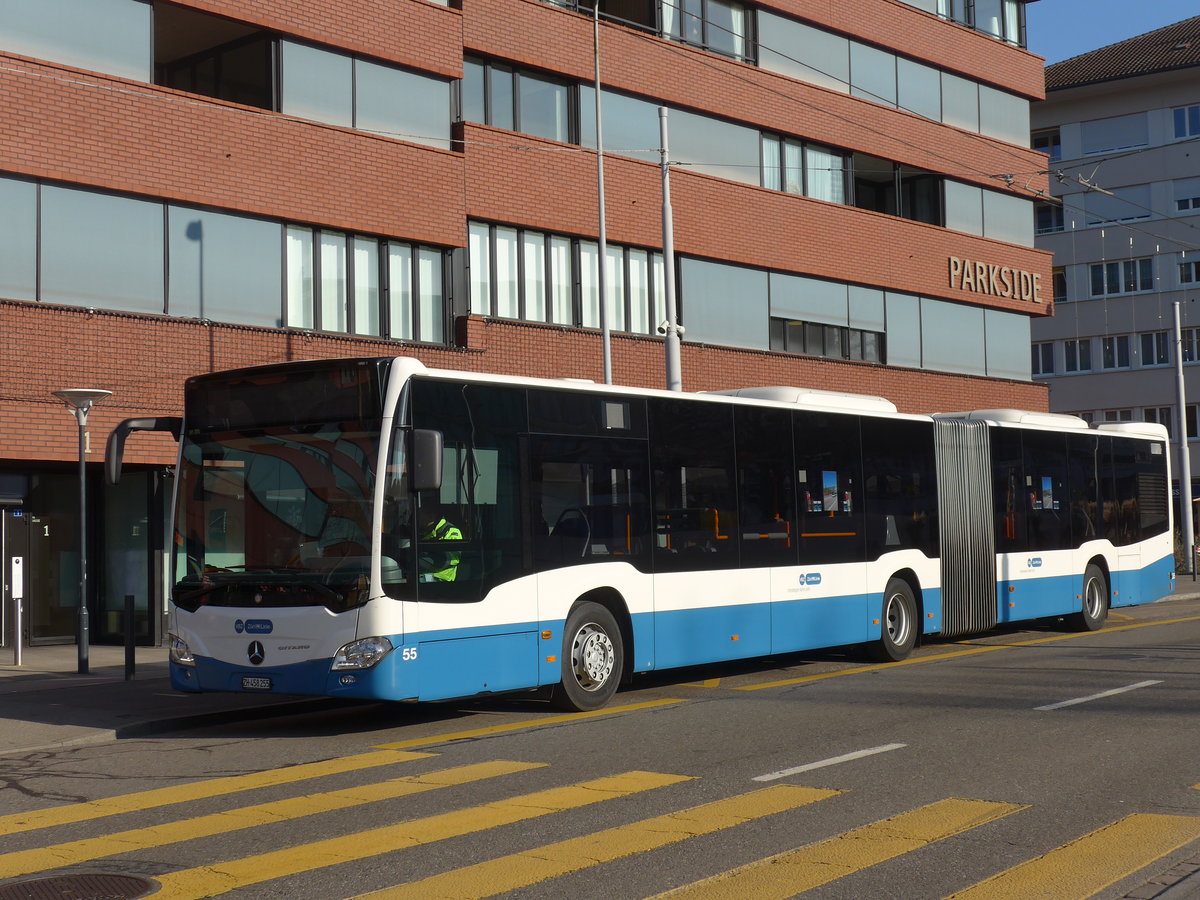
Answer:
1068, 564, 1108, 632
553, 601, 623, 712
871, 578, 918, 662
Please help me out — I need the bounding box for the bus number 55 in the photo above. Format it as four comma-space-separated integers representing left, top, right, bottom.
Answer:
402, 647, 419, 661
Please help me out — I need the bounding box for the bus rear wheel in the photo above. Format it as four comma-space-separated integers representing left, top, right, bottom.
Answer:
553, 601, 623, 712
870, 578, 918, 662
1068, 564, 1108, 632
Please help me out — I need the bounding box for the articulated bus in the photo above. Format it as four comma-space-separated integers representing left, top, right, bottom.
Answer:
106, 357, 1175, 711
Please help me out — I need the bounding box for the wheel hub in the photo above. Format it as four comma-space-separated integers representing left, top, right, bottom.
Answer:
572, 624, 614, 690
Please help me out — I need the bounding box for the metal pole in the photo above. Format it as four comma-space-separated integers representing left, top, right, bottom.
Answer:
1174, 300, 1195, 577
594, 4, 612, 385
659, 107, 682, 392
76, 406, 90, 674
125, 593, 136, 680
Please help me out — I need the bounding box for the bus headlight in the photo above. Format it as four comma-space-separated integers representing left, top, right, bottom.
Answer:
169, 633, 196, 667
332, 636, 394, 670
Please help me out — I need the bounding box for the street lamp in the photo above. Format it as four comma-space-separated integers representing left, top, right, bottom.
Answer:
52, 388, 112, 675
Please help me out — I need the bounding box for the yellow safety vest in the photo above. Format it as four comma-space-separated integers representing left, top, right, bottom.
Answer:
421, 518, 462, 582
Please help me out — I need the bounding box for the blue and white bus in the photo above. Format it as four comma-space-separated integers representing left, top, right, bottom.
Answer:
106, 356, 1175, 711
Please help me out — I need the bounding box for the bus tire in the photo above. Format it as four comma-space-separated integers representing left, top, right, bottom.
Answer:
553, 601, 623, 712
1068, 564, 1108, 632
870, 578, 918, 662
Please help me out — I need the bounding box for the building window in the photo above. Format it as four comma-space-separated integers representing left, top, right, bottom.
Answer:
1032, 128, 1061, 162
897, 0, 1026, 47
1081, 112, 1148, 155
1174, 178, 1200, 212
1031, 342, 1053, 376
1052, 267, 1067, 302
1083, 185, 1152, 225
1101, 335, 1130, 370
1103, 409, 1133, 422
1035, 202, 1064, 234
1181, 259, 1200, 285
770, 319, 885, 363
1182, 328, 1200, 363
285, 226, 446, 341
468, 221, 665, 335
1188, 405, 1199, 440
1090, 258, 1154, 296
1174, 104, 1200, 140
155, 6, 275, 111
461, 59, 573, 143
1064, 338, 1091, 373
665, 0, 752, 61
1140, 331, 1169, 367
851, 154, 944, 226
761, 136, 848, 203
0, 0, 152, 81
1144, 407, 1174, 439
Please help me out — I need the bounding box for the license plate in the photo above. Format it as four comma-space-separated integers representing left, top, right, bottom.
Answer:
241, 676, 272, 691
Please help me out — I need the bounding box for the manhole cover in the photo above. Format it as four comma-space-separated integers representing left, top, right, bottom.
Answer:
0, 874, 155, 900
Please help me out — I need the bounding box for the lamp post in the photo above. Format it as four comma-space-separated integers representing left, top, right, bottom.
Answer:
52, 388, 112, 675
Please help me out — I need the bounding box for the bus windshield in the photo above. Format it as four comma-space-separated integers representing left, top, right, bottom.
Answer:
174, 423, 381, 613
172, 360, 387, 614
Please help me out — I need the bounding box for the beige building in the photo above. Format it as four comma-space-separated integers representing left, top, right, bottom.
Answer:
1032, 15, 1200, 502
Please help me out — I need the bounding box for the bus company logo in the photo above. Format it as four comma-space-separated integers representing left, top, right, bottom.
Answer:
800, 573, 822, 585
247, 641, 266, 666
1027, 558, 1043, 569
235, 619, 273, 634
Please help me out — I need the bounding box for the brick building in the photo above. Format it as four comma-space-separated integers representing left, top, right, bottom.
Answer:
1, 0, 1049, 646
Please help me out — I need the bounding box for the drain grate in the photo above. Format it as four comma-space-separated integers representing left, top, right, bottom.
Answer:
0, 874, 156, 900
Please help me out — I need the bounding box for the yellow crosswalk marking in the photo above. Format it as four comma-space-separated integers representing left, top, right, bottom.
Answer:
151, 769, 692, 899
371, 698, 685, 750
0, 760, 542, 881
0, 748, 433, 837
653, 798, 1025, 899
945, 813, 1200, 899
352, 784, 839, 899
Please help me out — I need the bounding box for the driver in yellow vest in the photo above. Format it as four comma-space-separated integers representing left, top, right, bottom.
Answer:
419, 509, 462, 583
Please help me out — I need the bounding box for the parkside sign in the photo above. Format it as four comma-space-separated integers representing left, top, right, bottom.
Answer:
948, 256, 1042, 303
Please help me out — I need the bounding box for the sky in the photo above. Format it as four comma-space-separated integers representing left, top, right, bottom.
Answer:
1026, 0, 1200, 63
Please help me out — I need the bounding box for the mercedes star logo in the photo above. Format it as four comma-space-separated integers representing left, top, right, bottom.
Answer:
247, 641, 265, 666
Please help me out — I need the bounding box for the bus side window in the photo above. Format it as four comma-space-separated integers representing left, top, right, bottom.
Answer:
649, 398, 738, 571
795, 410, 864, 564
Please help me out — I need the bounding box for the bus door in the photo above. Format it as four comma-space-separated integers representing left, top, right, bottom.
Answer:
650, 398, 757, 668
408, 380, 533, 700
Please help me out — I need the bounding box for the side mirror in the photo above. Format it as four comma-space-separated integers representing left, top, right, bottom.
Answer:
106, 417, 183, 485
410, 429, 443, 493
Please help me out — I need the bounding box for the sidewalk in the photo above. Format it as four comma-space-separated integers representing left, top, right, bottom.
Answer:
0, 643, 330, 756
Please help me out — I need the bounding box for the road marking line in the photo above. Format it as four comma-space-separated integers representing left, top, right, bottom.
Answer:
150, 769, 693, 899
371, 698, 685, 749
0, 760, 543, 881
737, 615, 1200, 691
0, 748, 433, 837
753, 743, 907, 781
1034, 680, 1163, 711
944, 813, 1200, 899
351, 784, 839, 899
653, 797, 1025, 899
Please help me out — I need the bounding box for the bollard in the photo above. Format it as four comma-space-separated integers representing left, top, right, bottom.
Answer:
124, 594, 136, 680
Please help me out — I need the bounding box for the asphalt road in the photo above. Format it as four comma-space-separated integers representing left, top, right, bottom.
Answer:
1, 596, 1198, 900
